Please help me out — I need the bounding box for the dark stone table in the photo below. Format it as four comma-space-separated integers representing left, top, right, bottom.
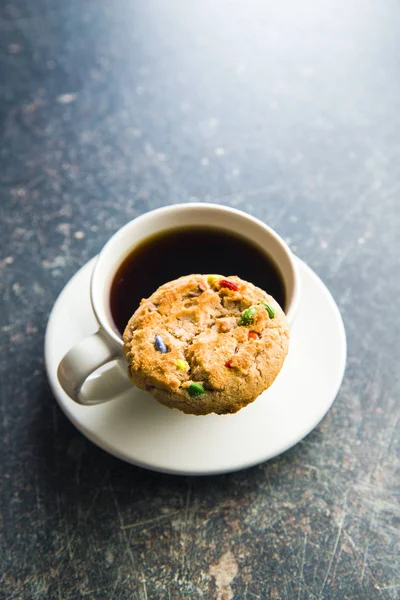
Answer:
1, 1, 399, 598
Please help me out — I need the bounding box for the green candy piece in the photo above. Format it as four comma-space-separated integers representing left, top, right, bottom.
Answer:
239, 307, 257, 326
188, 382, 205, 396
260, 301, 276, 318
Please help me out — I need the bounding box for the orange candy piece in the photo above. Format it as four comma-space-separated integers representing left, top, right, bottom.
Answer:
248, 331, 259, 340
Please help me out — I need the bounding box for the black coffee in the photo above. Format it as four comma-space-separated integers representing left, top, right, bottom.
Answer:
110, 226, 286, 335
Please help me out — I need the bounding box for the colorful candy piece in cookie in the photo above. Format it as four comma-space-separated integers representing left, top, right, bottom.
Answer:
219, 279, 239, 291
176, 359, 189, 371
239, 307, 257, 326
259, 301, 276, 318
207, 275, 223, 284
154, 335, 168, 353
248, 331, 259, 340
188, 382, 205, 396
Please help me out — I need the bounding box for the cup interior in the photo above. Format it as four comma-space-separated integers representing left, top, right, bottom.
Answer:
91, 204, 299, 346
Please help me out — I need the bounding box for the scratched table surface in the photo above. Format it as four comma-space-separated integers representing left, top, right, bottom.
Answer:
1, 1, 399, 599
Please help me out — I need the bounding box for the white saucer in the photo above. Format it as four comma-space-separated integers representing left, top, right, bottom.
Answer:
45, 257, 346, 475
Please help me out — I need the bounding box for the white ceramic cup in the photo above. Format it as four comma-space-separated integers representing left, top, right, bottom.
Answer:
57, 203, 300, 404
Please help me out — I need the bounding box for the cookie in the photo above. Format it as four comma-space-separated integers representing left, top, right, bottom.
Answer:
122, 274, 289, 415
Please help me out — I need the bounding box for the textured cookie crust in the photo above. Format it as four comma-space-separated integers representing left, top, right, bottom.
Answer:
123, 274, 289, 415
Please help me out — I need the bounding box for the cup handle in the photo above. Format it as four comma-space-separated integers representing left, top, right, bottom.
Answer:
57, 330, 129, 404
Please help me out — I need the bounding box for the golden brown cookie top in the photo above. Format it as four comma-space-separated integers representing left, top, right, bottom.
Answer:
123, 274, 289, 415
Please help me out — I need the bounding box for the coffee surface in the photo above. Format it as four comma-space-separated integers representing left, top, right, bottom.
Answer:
110, 226, 286, 335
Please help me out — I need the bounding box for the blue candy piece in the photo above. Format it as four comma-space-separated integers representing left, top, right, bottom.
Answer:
154, 335, 167, 354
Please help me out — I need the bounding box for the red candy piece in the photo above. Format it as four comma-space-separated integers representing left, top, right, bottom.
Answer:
248, 331, 259, 340
225, 360, 234, 368
219, 279, 239, 291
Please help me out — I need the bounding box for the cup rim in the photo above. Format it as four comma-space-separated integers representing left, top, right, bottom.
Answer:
90, 203, 300, 346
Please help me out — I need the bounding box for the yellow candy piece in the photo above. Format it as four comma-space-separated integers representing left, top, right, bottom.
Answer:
176, 359, 189, 371
207, 274, 223, 284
